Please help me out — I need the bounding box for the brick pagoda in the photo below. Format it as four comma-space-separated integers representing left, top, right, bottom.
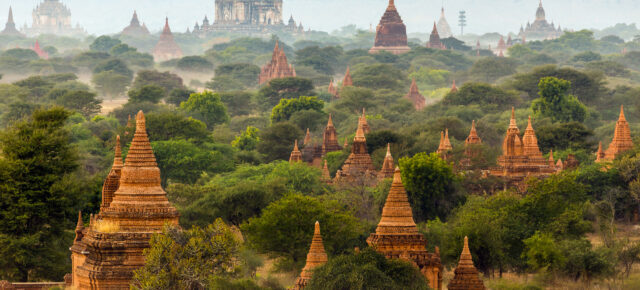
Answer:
259, 41, 296, 84
367, 167, 443, 290
369, 0, 411, 55
290, 140, 303, 163
121, 11, 150, 37
379, 143, 395, 180
447, 237, 486, 290
153, 18, 183, 62
437, 129, 453, 159
426, 22, 446, 50
600, 106, 633, 162
335, 119, 376, 182
292, 221, 328, 290
405, 78, 426, 110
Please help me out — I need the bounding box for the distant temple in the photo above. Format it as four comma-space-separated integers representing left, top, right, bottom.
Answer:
405, 79, 426, 110
437, 129, 453, 160
1, 7, 23, 37
22, 0, 86, 37
426, 22, 446, 50
367, 167, 443, 290
289, 140, 303, 163
447, 237, 486, 290
292, 222, 328, 290
121, 11, 150, 37
436, 7, 453, 38
378, 144, 395, 180
489, 109, 558, 190
370, 0, 411, 55
69, 111, 180, 288
259, 41, 296, 84
152, 18, 183, 62
31, 40, 49, 59
335, 114, 376, 183
598, 106, 634, 162
299, 115, 342, 168
518, 0, 563, 41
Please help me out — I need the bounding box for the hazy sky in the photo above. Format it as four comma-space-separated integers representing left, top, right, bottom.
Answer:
1, 0, 639, 36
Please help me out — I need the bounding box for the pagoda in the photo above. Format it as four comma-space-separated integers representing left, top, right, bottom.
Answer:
359, 108, 371, 135
70, 111, 180, 289
100, 136, 123, 211
601, 106, 634, 161
437, 129, 453, 159
436, 7, 453, 38
328, 80, 338, 98
405, 79, 426, 110
369, 0, 411, 55
335, 119, 376, 182
1, 7, 23, 36
518, 0, 562, 41
461, 121, 483, 168
24, 0, 86, 37
259, 41, 296, 84
426, 22, 446, 50
321, 115, 342, 155
31, 40, 49, 59
292, 222, 328, 290
496, 36, 507, 53
447, 237, 486, 290
342, 67, 353, 88
378, 144, 395, 180
367, 167, 443, 290
489, 110, 556, 190
153, 18, 183, 62
596, 142, 605, 163
450, 80, 458, 93
322, 160, 332, 184
290, 140, 303, 163
121, 11, 150, 37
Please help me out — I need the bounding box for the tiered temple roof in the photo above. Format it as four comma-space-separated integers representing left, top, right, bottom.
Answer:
71, 111, 180, 288
369, 0, 411, 55
121, 11, 150, 36
379, 144, 395, 180
335, 119, 375, 182
153, 18, 183, 62
426, 22, 446, 50
290, 140, 303, 163
292, 222, 328, 290
447, 237, 486, 290
259, 41, 297, 84
465, 121, 482, 146
405, 78, 426, 110
1, 7, 23, 36
602, 106, 633, 161
367, 167, 443, 290
518, 0, 562, 41
462, 121, 483, 168
100, 136, 123, 211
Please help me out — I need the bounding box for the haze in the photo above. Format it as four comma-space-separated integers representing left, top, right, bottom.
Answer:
2, 0, 639, 36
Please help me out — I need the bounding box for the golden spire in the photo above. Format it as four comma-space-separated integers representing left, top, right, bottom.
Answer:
619, 105, 627, 122
322, 160, 331, 182
386, 143, 392, 157
327, 114, 334, 127
448, 236, 486, 290
465, 120, 482, 145
290, 140, 303, 163
298, 221, 328, 279
444, 129, 452, 150
548, 149, 554, 165
74, 211, 84, 242
508, 107, 517, 129
596, 142, 605, 162
304, 128, 311, 145
375, 167, 419, 235
113, 135, 123, 169
522, 116, 542, 157
379, 143, 395, 179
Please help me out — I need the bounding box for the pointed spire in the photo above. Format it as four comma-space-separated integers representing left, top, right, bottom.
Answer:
619, 105, 626, 122
7, 6, 14, 24
113, 135, 123, 170
358, 108, 371, 134
327, 114, 334, 127
465, 120, 482, 145
451, 80, 458, 93
549, 149, 554, 164
379, 143, 395, 180
322, 160, 331, 183
295, 221, 328, 283
290, 140, 303, 163
448, 236, 486, 290
74, 211, 84, 242
343, 137, 349, 148
354, 121, 366, 142
387, 0, 396, 10
596, 142, 605, 163
604, 105, 634, 160
405, 78, 426, 110
386, 143, 392, 157
163, 17, 171, 34
342, 67, 353, 88
444, 129, 452, 149
304, 128, 311, 145
523, 116, 542, 157
375, 167, 419, 235
509, 107, 518, 129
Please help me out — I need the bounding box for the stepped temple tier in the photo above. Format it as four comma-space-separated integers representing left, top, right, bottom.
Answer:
367, 167, 443, 290
153, 18, 183, 62
259, 41, 296, 84
447, 237, 486, 290
518, 0, 562, 41
335, 113, 376, 183
489, 109, 557, 190
69, 111, 180, 289
23, 0, 86, 37
292, 221, 328, 290
369, 0, 411, 55
599, 106, 634, 162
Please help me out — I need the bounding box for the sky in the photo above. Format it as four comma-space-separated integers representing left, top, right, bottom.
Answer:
1, 0, 639, 36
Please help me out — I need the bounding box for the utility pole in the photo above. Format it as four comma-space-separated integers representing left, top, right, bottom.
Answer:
458, 11, 467, 36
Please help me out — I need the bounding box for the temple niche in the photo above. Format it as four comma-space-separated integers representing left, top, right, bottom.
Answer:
259, 41, 296, 84
367, 167, 443, 290
518, 0, 563, 41
369, 0, 411, 55
152, 18, 183, 62
69, 111, 180, 289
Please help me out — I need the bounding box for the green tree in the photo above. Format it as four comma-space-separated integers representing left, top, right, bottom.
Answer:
307, 248, 429, 290
213, 63, 260, 87
444, 82, 520, 111
295, 46, 343, 74
128, 85, 165, 104
206, 75, 246, 91
508, 65, 605, 103
93, 58, 133, 80
152, 140, 231, 186
132, 70, 185, 98
177, 56, 214, 72
535, 122, 595, 152
145, 111, 211, 143
166, 88, 195, 107
90, 35, 122, 52
218, 91, 253, 116
131, 219, 242, 289
271, 96, 324, 123
109, 43, 136, 56
399, 152, 462, 221
352, 63, 407, 91
531, 77, 587, 123
92, 71, 130, 97
0, 108, 81, 281
56, 90, 102, 118
72, 51, 111, 69
180, 91, 230, 128
258, 77, 315, 108
232, 126, 260, 151
256, 122, 303, 162
469, 57, 518, 83
241, 194, 363, 270
1, 48, 39, 61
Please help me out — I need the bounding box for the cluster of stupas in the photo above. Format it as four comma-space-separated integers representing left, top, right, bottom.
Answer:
328, 67, 354, 99
259, 41, 297, 84
68, 111, 180, 289
292, 167, 487, 290
152, 17, 183, 62
120, 11, 150, 37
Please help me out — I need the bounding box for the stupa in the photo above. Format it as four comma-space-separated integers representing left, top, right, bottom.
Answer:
328, 80, 338, 97
447, 237, 486, 290
335, 119, 375, 182
405, 78, 426, 110
321, 114, 342, 155
322, 160, 332, 184
436, 7, 453, 38
342, 67, 353, 88
259, 41, 296, 84
70, 111, 180, 288
426, 22, 446, 50
437, 129, 453, 159
359, 108, 371, 135
367, 167, 443, 290
290, 140, 303, 163
450, 80, 458, 93
121, 11, 150, 37
369, 0, 411, 55
601, 106, 633, 161
292, 222, 328, 290
378, 144, 395, 180
518, 0, 562, 41
153, 18, 183, 62
1, 7, 23, 36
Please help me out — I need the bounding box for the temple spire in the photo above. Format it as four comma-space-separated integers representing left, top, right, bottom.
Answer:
522, 116, 542, 157
405, 78, 426, 110
451, 80, 458, 93
358, 108, 371, 134
465, 120, 482, 145
290, 140, 303, 163
342, 67, 353, 88
604, 105, 633, 160
379, 143, 395, 179
8, 6, 14, 24
113, 135, 123, 169
509, 107, 517, 129
293, 221, 328, 289
74, 211, 84, 242
375, 167, 418, 234
304, 128, 311, 145
447, 236, 486, 290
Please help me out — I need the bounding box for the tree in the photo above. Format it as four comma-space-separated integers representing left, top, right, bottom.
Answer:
469, 57, 518, 83
352, 63, 407, 91
90, 35, 122, 52
256, 122, 303, 162
93, 58, 133, 80
131, 219, 242, 289
218, 91, 253, 116
508, 65, 605, 103
180, 91, 230, 128
232, 126, 260, 151
166, 88, 195, 107
0, 108, 81, 281
271, 96, 324, 123
151, 140, 230, 186
535, 122, 595, 152
206, 75, 246, 91
176, 56, 214, 72
56, 90, 102, 118
399, 152, 462, 221
258, 77, 315, 108
1, 48, 39, 61
241, 194, 363, 270
307, 248, 429, 290
109, 43, 136, 56
214, 63, 261, 88
92, 71, 130, 97
145, 111, 211, 143
128, 85, 165, 104
72, 51, 111, 69
444, 82, 520, 111
132, 70, 185, 98
531, 77, 587, 123
295, 46, 343, 74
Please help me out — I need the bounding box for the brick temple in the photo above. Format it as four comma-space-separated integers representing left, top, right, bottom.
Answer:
599, 106, 634, 162
259, 41, 296, 84
447, 237, 486, 290
291, 222, 328, 290
405, 78, 426, 110
370, 0, 411, 55
152, 18, 183, 62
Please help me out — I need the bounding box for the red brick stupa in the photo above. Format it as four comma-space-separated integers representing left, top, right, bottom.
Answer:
259, 41, 296, 84
405, 78, 426, 110
342, 67, 353, 88
322, 114, 342, 155
70, 111, 180, 289
335, 119, 375, 182
292, 221, 328, 290
447, 237, 486, 290
378, 143, 395, 180
367, 167, 443, 290
121, 11, 150, 37
369, 0, 411, 55
153, 18, 183, 62
290, 140, 303, 163
1, 7, 23, 37
601, 106, 634, 161
426, 22, 446, 50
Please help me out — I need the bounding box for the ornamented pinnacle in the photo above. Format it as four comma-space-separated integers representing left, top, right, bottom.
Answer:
465, 120, 482, 145
604, 105, 633, 160
375, 167, 419, 235
447, 236, 486, 290
342, 67, 353, 88
74, 211, 84, 242
293, 221, 328, 289
359, 108, 371, 134
451, 80, 458, 93
113, 135, 123, 169
522, 116, 542, 157
304, 128, 311, 145
379, 143, 395, 179
290, 140, 303, 163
